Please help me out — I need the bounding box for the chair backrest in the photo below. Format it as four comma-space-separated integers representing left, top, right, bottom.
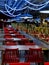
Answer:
40, 34, 45, 38
4, 28, 8, 31
26, 48, 43, 62
19, 40, 29, 45
4, 35, 12, 38
5, 41, 17, 45
14, 32, 20, 35
16, 35, 25, 38
25, 42, 35, 45
3, 48, 19, 63
31, 48, 43, 62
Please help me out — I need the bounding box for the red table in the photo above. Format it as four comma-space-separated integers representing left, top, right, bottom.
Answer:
44, 62, 49, 65
9, 62, 30, 65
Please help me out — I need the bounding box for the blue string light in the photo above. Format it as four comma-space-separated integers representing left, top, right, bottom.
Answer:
0, 0, 49, 17
25, 0, 49, 6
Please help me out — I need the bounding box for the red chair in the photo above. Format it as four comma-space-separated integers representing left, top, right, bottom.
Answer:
39, 34, 45, 39
14, 32, 20, 35
21, 38, 29, 41
4, 28, 9, 31
8, 29, 14, 31
13, 30, 17, 33
5, 41, 18, 45
4, 32, 9, 34
2, 49, 19, 65
26, 48, 43, 63
25, 42, 35, 45
45, 36, 49, 42
16, 35, 25, 38
34, 32, 39, 37
10, 62, 30, 65
9, 28, 14, 30
18, 41, 26, 45
9, 32, 14, 34
4, 30, 9, 32
4, 35, 12, 38
19, 40, 29, 45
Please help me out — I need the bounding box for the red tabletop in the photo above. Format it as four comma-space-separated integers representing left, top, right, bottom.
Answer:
9, 62, 30, 65
44, 62, 49, 65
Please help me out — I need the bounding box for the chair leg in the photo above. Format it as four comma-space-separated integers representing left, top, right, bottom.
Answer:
38, 63, 44, 65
